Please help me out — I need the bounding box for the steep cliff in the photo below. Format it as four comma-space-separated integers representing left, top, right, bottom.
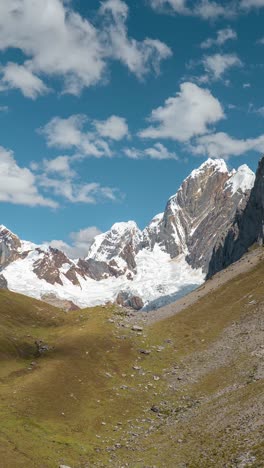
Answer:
208, 156, 264, 278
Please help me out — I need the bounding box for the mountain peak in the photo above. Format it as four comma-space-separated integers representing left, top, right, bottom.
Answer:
189, 158, 228, 180
225, 164, 255, 195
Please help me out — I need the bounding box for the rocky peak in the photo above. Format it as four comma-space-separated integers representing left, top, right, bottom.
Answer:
87, 221, 143, 276
208, 156, 264, 277
0, 225, 22, 268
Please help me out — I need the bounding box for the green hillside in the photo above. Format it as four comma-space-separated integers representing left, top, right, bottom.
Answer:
0, 254, 263, 467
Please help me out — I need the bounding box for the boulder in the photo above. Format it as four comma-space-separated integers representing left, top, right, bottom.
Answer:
116, 291, 144, 310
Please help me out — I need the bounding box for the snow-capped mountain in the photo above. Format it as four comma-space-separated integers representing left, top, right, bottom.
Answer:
0, 158, 256, 310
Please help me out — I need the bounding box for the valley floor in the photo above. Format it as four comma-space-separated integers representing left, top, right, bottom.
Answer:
0, 248, 263, 467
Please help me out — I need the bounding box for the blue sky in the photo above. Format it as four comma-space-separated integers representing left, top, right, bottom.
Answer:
1, 0, 264, 257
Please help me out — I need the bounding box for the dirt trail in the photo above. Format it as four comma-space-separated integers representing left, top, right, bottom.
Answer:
138, 248, 264, 324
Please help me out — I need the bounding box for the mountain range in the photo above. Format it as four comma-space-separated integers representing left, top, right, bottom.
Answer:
0, 157, 259, 310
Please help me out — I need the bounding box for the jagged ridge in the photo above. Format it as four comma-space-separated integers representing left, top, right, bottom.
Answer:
0, 158, 256, 310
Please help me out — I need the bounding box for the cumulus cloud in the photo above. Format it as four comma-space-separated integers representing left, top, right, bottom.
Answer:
0, 146, 57, 208
40, 115, 112, 158
100, 0, 172, 78
50, 226, 102, 258
42, 156, 75, 178
0, 63, 49, 99
0, 0, 171, 97
40, 113, 130, 157
146, 0, 188, 14
200, 28, 237, 49
94, 115, 129, 140
39, 175, 119, 204
124, 143, 178, 159
241, 0, 264, 7
149, 0, 264, 17
189, 132, 264, 158
254, 106, 264, 116
149, 0, 235, 18
139, 82, 224, 141
202, 53, 242, 81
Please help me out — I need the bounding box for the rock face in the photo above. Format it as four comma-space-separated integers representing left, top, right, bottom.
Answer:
41, 293, 80, 311
0, 274, 8, 289
0, 158, 257, 310
0, 225, 23, 268
116, 291, 144, 310
143, 160, 255, 272
87, 221, 142, 277
208, 157, 264, 277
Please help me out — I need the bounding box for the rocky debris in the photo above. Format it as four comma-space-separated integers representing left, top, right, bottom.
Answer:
150, 405, 160, 413
132, 325, 143, 332
41, 293, 80, 311
0, 274, 8, 289
35, 340, 52, 356
116, 291, 144, 310
139, 349, 151, 355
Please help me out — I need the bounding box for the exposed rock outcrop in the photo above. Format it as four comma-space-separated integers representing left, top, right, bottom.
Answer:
208, 157, 264, 278
41, 293, 80, 311
0, 225, 23, 268
116, 291, 144, 310
143, 160, 255, 272
0, 274, 8, 289
87, 221, 142, 276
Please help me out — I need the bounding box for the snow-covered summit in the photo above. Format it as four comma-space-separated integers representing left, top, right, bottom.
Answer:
225, 164, 255, 195
189, 158, 229, 180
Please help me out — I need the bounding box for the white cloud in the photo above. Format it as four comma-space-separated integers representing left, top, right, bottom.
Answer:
0, 0, 171, 97
149, 0, 236, 18
255, 106, 264, 116
40, 115, 112, 158
194, 0, 235, 19
139, 82, 224, 141
148, 0, 188, 14
124, 143, 178, 159
201, 28, 237, 49
39, 175, 119, 204
50, 226, 102, 258
100, 0, 172, 79
202, 53, 242, 81
94, 115, 129, 140
0, 146, 57, 207
150, 0, 264, 18
189, 131, 264, 158
241, 0, 264, 7
0, 63, 49, 99
43, 155, 75, 178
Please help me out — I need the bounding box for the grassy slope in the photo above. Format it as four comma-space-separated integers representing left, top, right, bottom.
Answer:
0, 254, 263, 467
